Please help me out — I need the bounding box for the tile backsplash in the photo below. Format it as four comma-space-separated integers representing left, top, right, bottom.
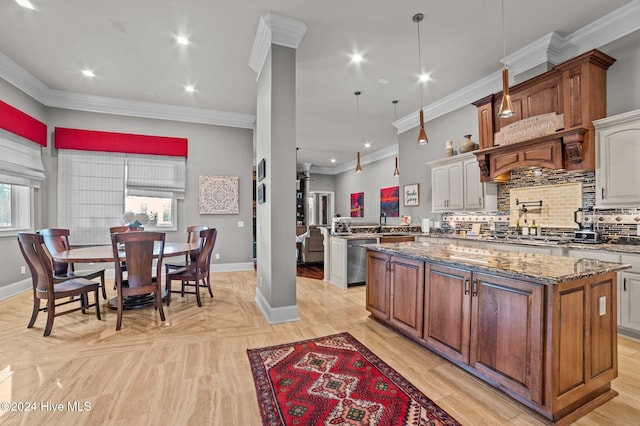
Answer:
438, 167, 640, 242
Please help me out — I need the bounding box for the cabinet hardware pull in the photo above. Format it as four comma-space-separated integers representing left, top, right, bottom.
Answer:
602, 187, 605, 199
479, 197, 482, 205
624, 277, 627, 292
472, 278, 478, 297
464, 278, 469, 295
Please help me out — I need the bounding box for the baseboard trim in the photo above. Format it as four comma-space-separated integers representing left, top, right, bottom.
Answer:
0, 279, 31, 300
255, 289, 299, 324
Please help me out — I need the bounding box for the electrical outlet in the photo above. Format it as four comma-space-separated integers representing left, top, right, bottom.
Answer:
238, 221, 244, 228
215, 253, 220, 260
259, 276, 263, 288
599, 296, 606, 316
20, 266, 26, 275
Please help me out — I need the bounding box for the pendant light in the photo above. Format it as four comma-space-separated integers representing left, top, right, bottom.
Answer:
498, 0, 515, 118
392, 100, 400, 176
413, 13, 428, 145
354, 91, 362, 173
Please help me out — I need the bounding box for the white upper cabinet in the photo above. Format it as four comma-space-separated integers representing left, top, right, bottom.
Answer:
428, 152, 496, 213
595, 109, 640, 207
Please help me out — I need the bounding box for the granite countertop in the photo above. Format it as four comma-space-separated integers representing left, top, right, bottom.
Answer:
363, 241, 631, 284
421, 233, 640, 255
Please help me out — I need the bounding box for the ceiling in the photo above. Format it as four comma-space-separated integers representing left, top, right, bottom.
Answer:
0, 0, 635, 171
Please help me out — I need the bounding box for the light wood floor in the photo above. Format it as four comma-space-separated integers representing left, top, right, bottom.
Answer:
1, 271, 639, 425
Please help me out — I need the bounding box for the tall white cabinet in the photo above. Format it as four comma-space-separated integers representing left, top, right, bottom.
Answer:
594, 109, 640, 207
428, 152, 496, 212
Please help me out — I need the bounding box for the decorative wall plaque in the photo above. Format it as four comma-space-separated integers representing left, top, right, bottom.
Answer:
199, 176, 239, 214
494, 113, 564, 146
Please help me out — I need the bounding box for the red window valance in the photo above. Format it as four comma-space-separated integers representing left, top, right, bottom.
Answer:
54, 127, 188, 157
0, 100, 47, 146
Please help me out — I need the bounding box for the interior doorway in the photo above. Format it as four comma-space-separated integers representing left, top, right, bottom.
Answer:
307, 191, 334, 226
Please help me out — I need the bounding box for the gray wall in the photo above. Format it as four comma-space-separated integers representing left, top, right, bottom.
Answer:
1, 81, 254, 292
332, 39, 640, 228
334, 105, 478, 227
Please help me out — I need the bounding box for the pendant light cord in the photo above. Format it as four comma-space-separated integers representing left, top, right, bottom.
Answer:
417, 19, 424, 108
356, 92, 360, 150
502, 0, 506, 70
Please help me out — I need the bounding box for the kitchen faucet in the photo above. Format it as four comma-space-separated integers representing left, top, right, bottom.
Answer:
378, 211, 387, 233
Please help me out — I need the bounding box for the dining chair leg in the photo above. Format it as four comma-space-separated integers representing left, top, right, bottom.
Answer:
94, 289, 102, 320
205, 274, 213, 298
195, 278, 202, 307
156, 289, 165, 321
28, 296, 39, 328
165, 278, 172, 306
116, 292, 123, 331
99, 273, 107, 300
44, 299, 55, 337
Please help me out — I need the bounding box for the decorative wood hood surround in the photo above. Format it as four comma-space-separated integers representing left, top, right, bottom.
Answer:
472, 50, 615, 182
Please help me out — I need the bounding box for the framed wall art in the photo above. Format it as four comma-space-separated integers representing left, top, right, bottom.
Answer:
199, 176, 239, 214
380, 186, 399, 218
403, 183, 419, 206
257, 158, 266, 182
350, 192, 364, 217
257, 183, 265, 204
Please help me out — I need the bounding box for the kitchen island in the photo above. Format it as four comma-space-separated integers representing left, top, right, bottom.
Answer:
364, 241, 630, 425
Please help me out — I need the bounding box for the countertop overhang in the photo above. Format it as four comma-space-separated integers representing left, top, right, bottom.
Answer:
364, 241, 630, 284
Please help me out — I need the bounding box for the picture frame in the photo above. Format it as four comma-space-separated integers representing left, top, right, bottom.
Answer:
257, 183, 265, 204
257, 158, 266, 182
403, 183, 419, 206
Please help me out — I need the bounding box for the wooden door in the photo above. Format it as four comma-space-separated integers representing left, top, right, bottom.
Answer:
366, 251, 390, 320
469, 272, 544, 404
423, 263, 472, 364
389, 256, 424, 337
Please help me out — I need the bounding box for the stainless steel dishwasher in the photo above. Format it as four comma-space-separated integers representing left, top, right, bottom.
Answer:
347, 239, 377, 286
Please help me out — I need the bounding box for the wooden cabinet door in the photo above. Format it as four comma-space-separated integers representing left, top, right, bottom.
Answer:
389, 256, 424, 337
447, 162, 464, 210
431, 165, 449, 211
329, 238, 347, 287
423, 264, 472, 364
620, 272, 640, 334
596, 122, 640, 207
463, 157, 483, 210
469, 272, 544, 404
366, 251, 390, 320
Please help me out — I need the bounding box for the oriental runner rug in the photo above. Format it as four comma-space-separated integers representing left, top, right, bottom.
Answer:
247, 332, 460, 426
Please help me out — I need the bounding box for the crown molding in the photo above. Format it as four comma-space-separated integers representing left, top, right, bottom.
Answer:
396, 0, 640, 134
44, 89, 256, 128
249, 12, 307, 78
330, 144, 398, 175
0, 51, 256, 129
395, 72, 502, 134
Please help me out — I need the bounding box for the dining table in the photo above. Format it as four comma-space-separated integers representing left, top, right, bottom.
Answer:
52, 241, 200, 310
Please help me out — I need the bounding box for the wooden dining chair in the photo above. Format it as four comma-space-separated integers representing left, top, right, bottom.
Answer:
109, 225, 143, 274
164, 225, 209, 275
39, 228, 107, 299
18, 233, 101, 337
111, 231, 165, 331
166, 228, 217, 307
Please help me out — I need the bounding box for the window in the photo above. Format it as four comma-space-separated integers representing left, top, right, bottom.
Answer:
0, 129, 45, 236
0, 183, 32, 232
58, 150, 185, 245
124, 196, 175, 228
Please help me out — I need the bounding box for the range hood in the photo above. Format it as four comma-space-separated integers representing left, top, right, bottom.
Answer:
472, 50, 615, 182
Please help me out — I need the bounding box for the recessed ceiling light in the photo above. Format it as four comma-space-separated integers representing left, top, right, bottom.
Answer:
330, 157, 336, 163
351, 53, 363, 64
364, 142, 371, 148
176, 36, 189, 46
419, 73, 429, 83
16, 0, 36, 10
81, 69, 95, 78
377, 78, 390, 85
184, 85, 195, 93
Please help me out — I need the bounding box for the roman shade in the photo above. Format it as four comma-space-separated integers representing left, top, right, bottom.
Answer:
0, 128, 45, 188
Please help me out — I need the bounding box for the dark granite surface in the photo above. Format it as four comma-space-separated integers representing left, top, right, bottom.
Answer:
363, 241, 631, 284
